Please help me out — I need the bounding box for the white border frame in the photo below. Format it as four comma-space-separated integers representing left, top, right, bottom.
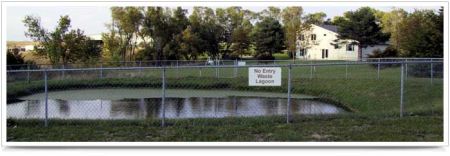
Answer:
1, 0, 448, 147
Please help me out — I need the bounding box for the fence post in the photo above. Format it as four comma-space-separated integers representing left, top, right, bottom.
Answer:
44, 70, 49, 127
215, 60, 219, 78
100, 63, 103, 79
345, 62, 348, 79
400, 63, 404, 117
176, 60, 179, 79
405, 59, 408, 80
61, 64, 65, 79
287, 64, 292, 124
139, 61, 142, 74
377, 58, 381, 80
27, 64, 30, 83
430, 60, 434, 84
234, 59, 237, 78
161, 66, 166, 127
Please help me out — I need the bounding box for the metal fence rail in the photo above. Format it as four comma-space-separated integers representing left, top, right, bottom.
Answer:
6, 60, 444, 127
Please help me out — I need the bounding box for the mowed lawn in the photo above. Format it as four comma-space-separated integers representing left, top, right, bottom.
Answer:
6, 61, 443, 141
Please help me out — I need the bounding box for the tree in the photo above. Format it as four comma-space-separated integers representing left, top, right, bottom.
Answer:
7, 45, 25, 66
163, 7, 190, 60
101, 26, 123, 63
396, 9, 443, 57
259, 6, 281, 21
109, 7, 143, 61
304, 12, 327, 25
252, 17, 284, 60
335, 7, 389, 60
179, 26, 201, 60
23, 15, 97, 65
378, 8, 408, 50
229, 20, 253, 58
189, 7, 221, 59
142, 7, 173, 61
281, 6, 305, 60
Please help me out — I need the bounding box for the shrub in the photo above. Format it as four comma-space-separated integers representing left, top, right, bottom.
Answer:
368, 46, 399, 69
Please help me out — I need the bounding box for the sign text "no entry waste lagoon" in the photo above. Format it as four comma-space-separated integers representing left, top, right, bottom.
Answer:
248, 67, 281, 86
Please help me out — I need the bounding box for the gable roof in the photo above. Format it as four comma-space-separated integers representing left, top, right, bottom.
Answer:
315, 24, 338, 33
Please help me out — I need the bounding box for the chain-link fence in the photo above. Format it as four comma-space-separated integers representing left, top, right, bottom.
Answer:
6, 59, 443, 127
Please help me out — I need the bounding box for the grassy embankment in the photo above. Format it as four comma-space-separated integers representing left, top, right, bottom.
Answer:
7, 62, 443, 141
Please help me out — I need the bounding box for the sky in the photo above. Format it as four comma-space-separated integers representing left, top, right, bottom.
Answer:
5, 5, 441, 41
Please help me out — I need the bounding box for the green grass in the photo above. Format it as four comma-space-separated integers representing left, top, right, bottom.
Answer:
273, 53, 290, 60
6, 62, 443, 141
7, 114, 443, 142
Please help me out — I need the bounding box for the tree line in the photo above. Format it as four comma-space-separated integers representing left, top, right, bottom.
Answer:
19, 6, 443, 65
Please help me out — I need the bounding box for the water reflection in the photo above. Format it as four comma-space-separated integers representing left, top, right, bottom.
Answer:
7, 97, 344, 119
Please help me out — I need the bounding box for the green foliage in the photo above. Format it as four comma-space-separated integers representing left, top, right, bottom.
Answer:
335, 7, 389, 52
397, 9, 443, 57
252, 17, 284, 60
188, 7, 222, 59
215, 7, 257, 59
368, 46, 398, 58
281, 7, 305, 59
7, 115, 443, 141
6, 50, 25, 67
23, 15, 99, 65
178, 26, 201, 60
164, 7, 190, 60
304, 12, 327, 25
258, 6, 281, 21
377, 8, 407, 50
109, 7, 144, 61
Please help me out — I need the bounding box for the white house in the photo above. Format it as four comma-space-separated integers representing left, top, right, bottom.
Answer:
296, 24, 387, 61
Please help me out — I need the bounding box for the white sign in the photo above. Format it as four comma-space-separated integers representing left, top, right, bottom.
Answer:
238, 61, 246, 66
248, 67, 281, 86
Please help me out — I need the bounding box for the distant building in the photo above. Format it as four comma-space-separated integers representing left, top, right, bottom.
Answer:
296, 24, 388, 61
24, 45, 34, 51
6, 41, 36, 53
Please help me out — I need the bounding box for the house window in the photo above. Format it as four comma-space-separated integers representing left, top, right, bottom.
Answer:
334, 44, 339, 49
346, 44, 355, 51
311, 34, 316, 40
321, 49, 329, 59
299, 35, 305, 41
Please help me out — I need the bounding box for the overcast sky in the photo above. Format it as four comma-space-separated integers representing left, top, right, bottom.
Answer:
6, 6, 441, 41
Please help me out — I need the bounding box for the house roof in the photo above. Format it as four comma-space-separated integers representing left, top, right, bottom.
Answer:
315, 24, 338, 33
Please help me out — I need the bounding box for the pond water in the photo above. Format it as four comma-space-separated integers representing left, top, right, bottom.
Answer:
7, 89, 345, 119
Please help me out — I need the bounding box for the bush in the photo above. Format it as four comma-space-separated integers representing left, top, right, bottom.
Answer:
368, 46, 398, 58
368, 46, 399, 69
255, 52, 275, 60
